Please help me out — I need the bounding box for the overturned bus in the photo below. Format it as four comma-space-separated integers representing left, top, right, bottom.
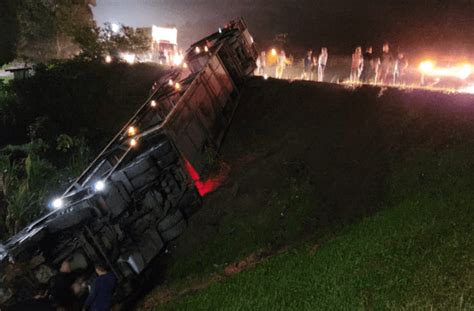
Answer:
0, 18, 257, 308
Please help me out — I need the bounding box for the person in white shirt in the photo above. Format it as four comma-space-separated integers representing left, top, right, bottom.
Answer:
256, 51, 266, 75
276, 50, 287, 79
351, 46, 363, 83
318, 47, 328, 82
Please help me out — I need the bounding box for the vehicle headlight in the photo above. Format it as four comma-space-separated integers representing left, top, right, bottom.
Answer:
51, 198, 64, 209
94, 180, 106, 192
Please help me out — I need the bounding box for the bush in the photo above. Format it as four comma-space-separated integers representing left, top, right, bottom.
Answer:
9, 59, 164, 154
0, 81, 20, 145
0, 58, 165, 240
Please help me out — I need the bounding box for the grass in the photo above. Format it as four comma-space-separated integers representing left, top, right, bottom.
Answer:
150, 143, 474, 310
0, 76, 13, 82
164, 170, 320, 281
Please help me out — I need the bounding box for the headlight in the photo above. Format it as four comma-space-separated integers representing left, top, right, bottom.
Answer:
51, 198, 64, 209
94, 180, 106, 192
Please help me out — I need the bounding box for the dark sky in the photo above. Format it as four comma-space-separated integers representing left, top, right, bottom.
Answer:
93, 0, 474, 58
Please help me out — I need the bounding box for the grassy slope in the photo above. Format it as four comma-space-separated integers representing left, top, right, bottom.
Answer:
141, 79, 474, 310
157, 145, 474, 310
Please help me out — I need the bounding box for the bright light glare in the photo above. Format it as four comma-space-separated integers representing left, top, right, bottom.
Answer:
94, 180, 106, 192
111, 23, 120, 33
130, 138, 138, 147
183, 63, 188, 69
459, 85, 474, 94
51, 198, 64, 209
151, 26, 178, 45
150, 100, 157, 107
195, 46, 201, 53
264, 74, 268, 80
175, 82, 181, 90
173, 53, 184, 66
168, 79, 174, 86
204, 46, 209, 52
121, 53, 136, 64
105, 55, 112, 63
127, 126, 136, 136
458, 64, 472, 80
271, 48, 277, 56
419, 60, 472, 80
419, 60, 434, 73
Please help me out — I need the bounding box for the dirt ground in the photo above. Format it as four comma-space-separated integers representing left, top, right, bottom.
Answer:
138, 77, 474, 309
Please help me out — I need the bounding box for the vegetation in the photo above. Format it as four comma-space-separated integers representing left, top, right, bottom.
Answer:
0, 0, 18, 65
0, 0, 151, 65
1, 0, 95, 64
0, 59, 164, 240
137, 80, 474, 310
149, 143, 474, 311
0, 139, 82, 237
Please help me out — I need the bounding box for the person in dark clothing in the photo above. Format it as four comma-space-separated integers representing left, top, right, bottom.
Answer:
50, 260, 78, 310
302, 49, 313, 80
84, 263, 116, 311
360, 46, 374, 83
393, 52, 408, 85
378, 42, 393, 84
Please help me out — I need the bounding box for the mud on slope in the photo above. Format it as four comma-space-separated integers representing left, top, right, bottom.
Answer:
156, 77, 474, 286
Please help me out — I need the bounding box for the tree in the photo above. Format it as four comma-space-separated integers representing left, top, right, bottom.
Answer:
116, 26, 152, 55
15, 0, 58, 62
74, 23, 153, 60
0, 0, 19, 66
4, 0, 151, 64
13, 0, 96, 63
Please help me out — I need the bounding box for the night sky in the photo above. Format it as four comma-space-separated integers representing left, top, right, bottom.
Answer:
93, 0, 474, 58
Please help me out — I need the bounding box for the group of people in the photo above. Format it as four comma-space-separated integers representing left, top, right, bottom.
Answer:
351, 43, 408, 85
302, 48, 328, 82
256, 42, 408, 85
255, 48, 328, 81
255, 50, 293, 79
21, 260, 116, 311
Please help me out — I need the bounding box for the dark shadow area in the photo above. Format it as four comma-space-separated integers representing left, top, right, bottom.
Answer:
159, 77, 474, 278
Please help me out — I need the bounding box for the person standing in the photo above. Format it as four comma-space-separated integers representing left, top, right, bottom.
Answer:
378, 43, 393, 84
350, 46, 363, 83
393, 52, 408, 85
360, 46, 374, 83
275, 50, 287, 79
318, 47, 328, 82
302, 49, 313, 80
83, 263, 116, 311
49, 260, 78, 311
256, 51, 266, 75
